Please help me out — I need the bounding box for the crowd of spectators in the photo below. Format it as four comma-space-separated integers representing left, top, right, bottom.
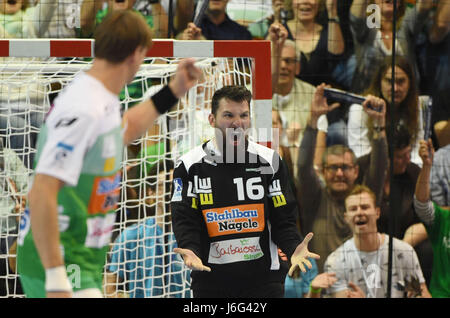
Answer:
0, 0, 448, 298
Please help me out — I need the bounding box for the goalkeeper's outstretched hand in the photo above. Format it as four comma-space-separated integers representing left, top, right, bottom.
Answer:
288, 232, 320, 276
174, 247, 211, 272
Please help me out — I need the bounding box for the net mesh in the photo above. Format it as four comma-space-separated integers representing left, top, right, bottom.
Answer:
0, 55, 254, 298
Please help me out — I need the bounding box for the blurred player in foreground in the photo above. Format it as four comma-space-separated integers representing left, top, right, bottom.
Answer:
16, 10, 201, 298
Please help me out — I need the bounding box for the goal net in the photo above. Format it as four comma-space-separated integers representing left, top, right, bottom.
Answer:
0, 39, 272, 298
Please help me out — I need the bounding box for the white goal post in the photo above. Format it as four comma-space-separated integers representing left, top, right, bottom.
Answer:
0, 39, 272, 298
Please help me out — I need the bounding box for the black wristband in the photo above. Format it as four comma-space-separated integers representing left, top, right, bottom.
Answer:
328, 17, 340, 23
151, 85, 179, 114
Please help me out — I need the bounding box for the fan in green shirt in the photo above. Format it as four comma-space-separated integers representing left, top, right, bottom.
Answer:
414, 139, 450, 298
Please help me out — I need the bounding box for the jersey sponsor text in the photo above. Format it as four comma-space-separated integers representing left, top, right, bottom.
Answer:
208, 237, 263, 264
202, 204, 264, 237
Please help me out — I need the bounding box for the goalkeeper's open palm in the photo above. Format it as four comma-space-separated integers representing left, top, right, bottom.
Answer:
288, 232, 320, 277
174, 248, 211, 272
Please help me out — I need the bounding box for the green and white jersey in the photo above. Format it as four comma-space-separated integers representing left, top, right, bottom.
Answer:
427, 204, 450, 298
414, 198, 450, 297
17, 72, 123, 295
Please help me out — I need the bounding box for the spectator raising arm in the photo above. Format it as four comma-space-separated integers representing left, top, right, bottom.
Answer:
350, 0, 369, 19
326, 0, 345, 55
414, 139, 435, 226
268, 22, 288, 95
403, 223, 428, 247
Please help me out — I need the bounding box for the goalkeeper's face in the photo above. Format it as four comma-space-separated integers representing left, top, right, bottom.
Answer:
0, 0, 22, 15
209, 99, 251, 150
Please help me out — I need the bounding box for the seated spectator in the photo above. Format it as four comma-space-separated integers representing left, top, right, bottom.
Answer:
347, 56, 427, 167
357, 126, 433, 286
414, 139, 450, 298
284, 0, 346, 87
324, 185, 431, 298
178, 0, 252, 40
349, 0, 434, 94
297, 83, 388, 272
105, 160, 191, 298
0, 138, 27, 296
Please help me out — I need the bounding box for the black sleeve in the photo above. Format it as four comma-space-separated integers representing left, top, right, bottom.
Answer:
268, 152, 303, 259
363, 136, 388, 207
170, 162, 203, 258
297, 125, 322, 232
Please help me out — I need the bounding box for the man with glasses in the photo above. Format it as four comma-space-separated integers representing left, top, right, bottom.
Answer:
297, 83, 388, 272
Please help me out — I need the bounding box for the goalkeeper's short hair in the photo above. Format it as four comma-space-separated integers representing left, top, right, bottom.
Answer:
211, 85, 252, 116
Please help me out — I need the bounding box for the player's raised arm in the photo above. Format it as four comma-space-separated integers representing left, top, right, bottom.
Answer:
122, 58, 202, 145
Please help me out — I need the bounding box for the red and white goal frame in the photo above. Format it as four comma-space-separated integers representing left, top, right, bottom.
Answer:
0, 39, 272, 298
0, 39, 273, 145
